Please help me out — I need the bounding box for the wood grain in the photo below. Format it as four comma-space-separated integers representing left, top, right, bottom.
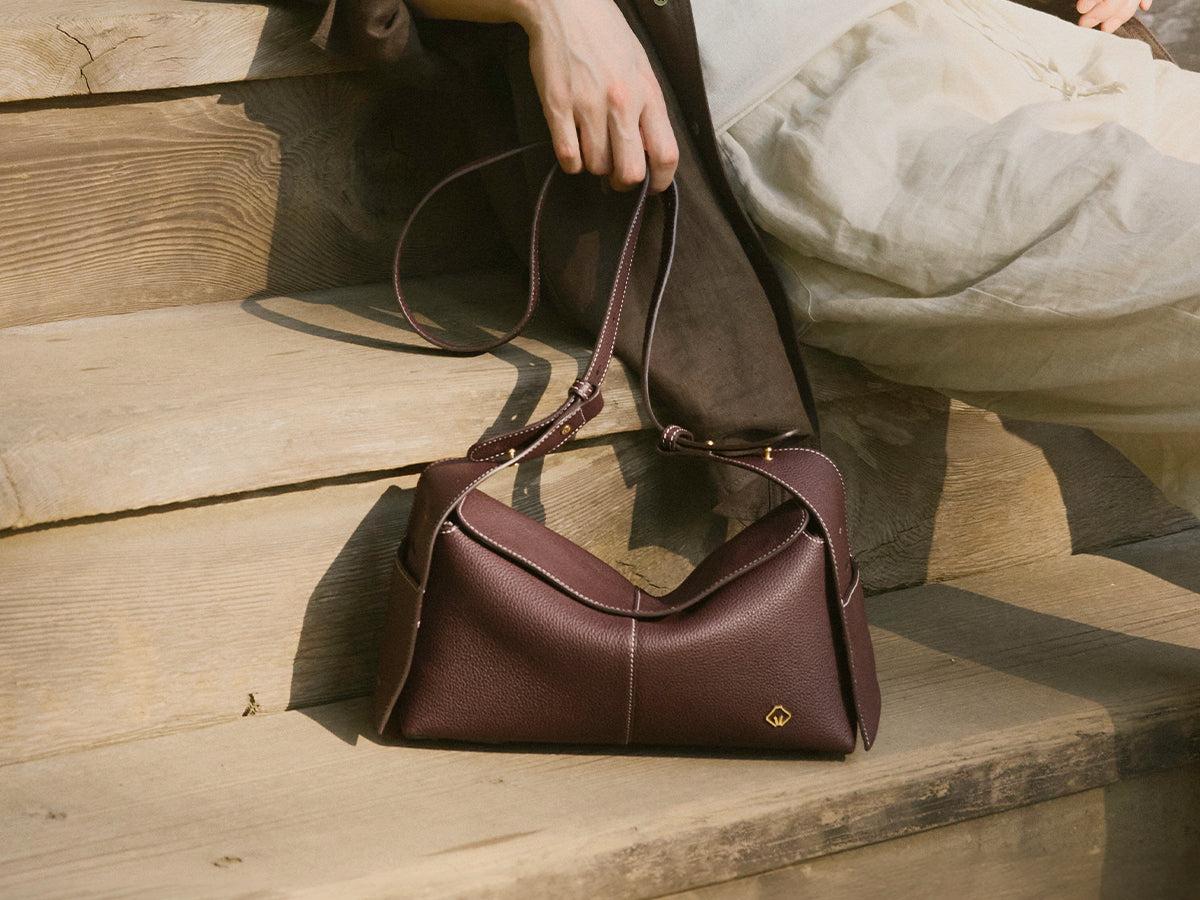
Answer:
0, 0, 348, 103
0, 279, 645, 530
0, 433, 723, 765
1, 530, 1199, 896
670, 766, 1200, 899
0, 74, 509, 328
5, 288, 1193, 583
806, 346, 1198, 592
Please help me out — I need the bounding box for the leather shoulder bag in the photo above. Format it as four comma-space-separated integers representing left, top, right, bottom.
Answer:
373, 146, 882, 753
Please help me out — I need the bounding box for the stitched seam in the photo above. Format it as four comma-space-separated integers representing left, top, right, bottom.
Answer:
774, 447, 848, 493
735, 456, 843, 581
799, 530, 854, 609
457, 508, 630, 614
474, 421, 543, 453
423, 456, 467, 471
523, 417, 573, 459
459, 505, 800, 614
843, 566, 861, 610
764, 452, 870, 743
625, 591, 639, 745
594, 201, 644, 387
718, 521, 807, 587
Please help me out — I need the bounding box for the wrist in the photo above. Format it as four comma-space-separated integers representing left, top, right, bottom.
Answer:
507, 0, 571, 40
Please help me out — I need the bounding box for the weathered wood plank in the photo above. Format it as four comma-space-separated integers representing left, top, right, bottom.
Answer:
0, 74, 508, 328
0, 0, 348, 103
805, 347, 1197, 592
2, 532, 1199, 896
0, 434, 723, 765
4, 284, 1192, 585
0, 279, 645, 530
668, 765, 1200, 899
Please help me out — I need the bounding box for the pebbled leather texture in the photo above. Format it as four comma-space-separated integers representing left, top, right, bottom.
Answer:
374, 147, 881, 752
397, 504, 854, 751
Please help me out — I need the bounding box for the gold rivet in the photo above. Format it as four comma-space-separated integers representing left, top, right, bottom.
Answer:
763, 446, 773, 461
705, 440, 714, 447
561, 424, 572, 436
507, 448, 516, 459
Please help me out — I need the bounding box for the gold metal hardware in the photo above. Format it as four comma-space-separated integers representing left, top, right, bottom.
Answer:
507, 448, 516, 459
763, 446, 773, 461
653, 0, 668, 6
561, 423, 572, 436
705, 440, 714, 447
765, 705, 791, 728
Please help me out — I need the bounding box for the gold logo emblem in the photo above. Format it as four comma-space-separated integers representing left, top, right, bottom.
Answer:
765, 705, 792, 728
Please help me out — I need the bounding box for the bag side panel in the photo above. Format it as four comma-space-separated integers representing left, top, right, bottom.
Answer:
396, 527, 632, 744
631, 533, 856, 752
372, 556, 425, 733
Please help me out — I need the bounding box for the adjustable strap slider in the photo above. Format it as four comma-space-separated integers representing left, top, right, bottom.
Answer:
569, 380, 598, 402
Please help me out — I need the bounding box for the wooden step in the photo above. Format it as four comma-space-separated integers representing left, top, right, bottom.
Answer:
3, 283, 1191, 549
0, 72, 507, 327
0, 432, 729, 766
2, 0, 346, 104
3, 395, 1193, 766
0, 276, 645, 531
806, 346, 1197, 589
668, 765, 1200, 898
3, 529, 1198, 897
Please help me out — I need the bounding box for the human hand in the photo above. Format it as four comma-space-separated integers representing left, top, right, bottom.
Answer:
1077, 0, 1151, 33
515, 0, 678, 191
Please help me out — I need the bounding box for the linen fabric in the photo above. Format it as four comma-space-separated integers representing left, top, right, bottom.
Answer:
710, 0, 1200, 515
691, 1, 896, 132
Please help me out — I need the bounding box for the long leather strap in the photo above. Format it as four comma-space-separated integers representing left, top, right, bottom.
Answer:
385, 148, 880, 748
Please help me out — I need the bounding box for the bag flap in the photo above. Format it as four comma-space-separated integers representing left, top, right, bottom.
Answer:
456, 488, 810, 618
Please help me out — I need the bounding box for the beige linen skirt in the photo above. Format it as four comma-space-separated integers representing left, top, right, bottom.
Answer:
719, 0, 1200, 515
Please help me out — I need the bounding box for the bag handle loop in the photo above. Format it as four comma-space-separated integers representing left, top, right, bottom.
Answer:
393, 143, 800, 462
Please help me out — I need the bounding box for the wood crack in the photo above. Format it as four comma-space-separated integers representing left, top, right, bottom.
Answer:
54, 25, 95, 93
0, 453, 25, 529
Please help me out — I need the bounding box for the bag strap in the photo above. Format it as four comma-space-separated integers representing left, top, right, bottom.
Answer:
383, 146, 879, 748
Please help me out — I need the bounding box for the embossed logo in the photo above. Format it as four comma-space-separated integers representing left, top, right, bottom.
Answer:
765, 705, 792, 728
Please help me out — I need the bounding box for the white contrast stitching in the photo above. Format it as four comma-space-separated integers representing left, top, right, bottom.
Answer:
765, 449, 871, 743
625, 590, 639, 745
456, 502, 802, 616
456, 506, 631, 613
773, 447, 848, 493
474, 421, 543, 452
714, 520, 807, 589
842, 565, 862, 610
734, 456, 844, 586
592, 200, 644, 388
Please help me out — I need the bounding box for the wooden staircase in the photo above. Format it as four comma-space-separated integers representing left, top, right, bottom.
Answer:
2, 3, 1199, 896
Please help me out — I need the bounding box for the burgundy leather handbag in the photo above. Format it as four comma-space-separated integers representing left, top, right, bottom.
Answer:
373, 147, 882, 752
